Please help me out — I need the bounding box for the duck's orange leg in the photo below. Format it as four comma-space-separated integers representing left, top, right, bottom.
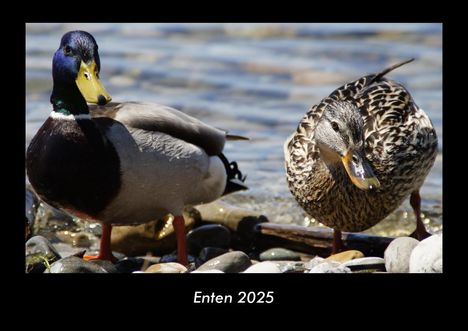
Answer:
84, 223, 117, 263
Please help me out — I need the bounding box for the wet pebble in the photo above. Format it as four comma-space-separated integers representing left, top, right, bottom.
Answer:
115, 257, 147, 273
89, 260, 119, 273
26, 236, 61, 273
46, 256, 108, 273
244, 261, 281, 273
191, 269, 225, 273
259, 248, 301, 261
197, 251, 252, 273
384, 237, 420, 273
186, 224, 231, 255
326, 250, 364, 263
160, 253, 196, 264
309, 261, 352, 273
145, 262, 187, 273
342, 257, 386, 272
409, 233, 442, 273
197, 247, 229, 267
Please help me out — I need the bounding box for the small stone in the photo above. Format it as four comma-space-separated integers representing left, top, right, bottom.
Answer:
160, 254, 196, 264
89, 260, 119, 273
144, 262, 187, 273
272, 261, 307, 273
326, 250, 364, 263
243, 261, 281, 273
409, 234, 442, 273
309, 261, 352, 273
115, 257, 147, 273
342, 257, 386, 272
191, 269, 225, 273
26, 236, 62, 273
197, 251, 252, 273
384, 237, 420, 273
46, 256, 108, 273
259, 248, 301, 261
197, 247, 229, 267
186, 224, 231, 255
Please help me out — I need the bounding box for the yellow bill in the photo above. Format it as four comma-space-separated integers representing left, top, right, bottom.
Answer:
75, 60, 111, 105
342, 150, 380, 190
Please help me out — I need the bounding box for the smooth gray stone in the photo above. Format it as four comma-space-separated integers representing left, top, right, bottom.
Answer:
46, 256, 108, 273
409, 233, 442, 273
259, 248, 301, 261
197, 247, 229, 267
89, 260, 119, 273
384, 237, 420, 273
243, 261, 281, 273
144, 262, 187, 273
197, 251, 251, 273
186, 224, 231, 255
26, 236, 62, 273
342, 257, 386, 272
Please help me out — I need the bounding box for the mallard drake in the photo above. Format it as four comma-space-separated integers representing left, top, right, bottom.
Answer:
284, 59, 438, 253
26, 30, 247, 265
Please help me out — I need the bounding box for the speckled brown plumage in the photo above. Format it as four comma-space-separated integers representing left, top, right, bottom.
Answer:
284, 60, 438, 232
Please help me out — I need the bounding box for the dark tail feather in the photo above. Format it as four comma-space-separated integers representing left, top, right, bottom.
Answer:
218, 153, 248, 196
226, 134, 250, 141
370, 58, 415, 84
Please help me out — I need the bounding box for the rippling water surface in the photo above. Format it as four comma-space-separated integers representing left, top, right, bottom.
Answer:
26, 23, 442, 236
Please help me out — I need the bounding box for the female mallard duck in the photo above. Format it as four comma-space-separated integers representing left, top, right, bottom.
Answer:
284, 59, 438, 254
26, 31, 247, 265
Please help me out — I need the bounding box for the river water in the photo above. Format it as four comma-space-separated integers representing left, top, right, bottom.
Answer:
26, 23, 442, 236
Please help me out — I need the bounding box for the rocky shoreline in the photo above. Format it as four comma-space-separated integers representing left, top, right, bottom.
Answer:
25, 188, 442, 274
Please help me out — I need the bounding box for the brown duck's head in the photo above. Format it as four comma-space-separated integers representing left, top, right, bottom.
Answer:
314, 101, 380, 190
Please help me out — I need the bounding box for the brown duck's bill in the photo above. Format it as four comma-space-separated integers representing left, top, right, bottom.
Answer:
75, 60, 112, 105
341, 150, 380, 190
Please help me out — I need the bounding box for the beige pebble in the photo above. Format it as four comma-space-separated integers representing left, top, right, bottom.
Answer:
144, 262, 187, 273
325, 250, 364, 263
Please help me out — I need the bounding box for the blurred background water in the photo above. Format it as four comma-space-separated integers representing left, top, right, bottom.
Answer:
25, 23, 442, 236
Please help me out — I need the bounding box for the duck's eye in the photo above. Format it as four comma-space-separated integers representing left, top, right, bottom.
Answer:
84, 72, 90, 80
331, 122, 339, 132
63, 46, 72, 55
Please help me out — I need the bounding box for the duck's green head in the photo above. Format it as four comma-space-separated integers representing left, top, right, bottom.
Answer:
315, 100, 380, 190
52, 31, 111, 105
